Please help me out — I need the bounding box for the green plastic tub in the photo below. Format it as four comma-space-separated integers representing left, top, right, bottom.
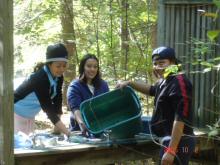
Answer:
80, 86, 143, 139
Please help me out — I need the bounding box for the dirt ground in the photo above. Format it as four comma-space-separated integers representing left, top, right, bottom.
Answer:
34, 106, 71, 131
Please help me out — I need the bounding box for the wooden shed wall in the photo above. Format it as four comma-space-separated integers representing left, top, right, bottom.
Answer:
157, 0, 220, 127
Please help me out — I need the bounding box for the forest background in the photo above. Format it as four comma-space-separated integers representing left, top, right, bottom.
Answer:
13, 0, 220, 125
14, 0, 158, 115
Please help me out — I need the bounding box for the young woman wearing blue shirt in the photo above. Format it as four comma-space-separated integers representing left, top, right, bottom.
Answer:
67, 54, 109, 136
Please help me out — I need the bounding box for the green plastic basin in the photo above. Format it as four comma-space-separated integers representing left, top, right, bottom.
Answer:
80, 86, 143, 139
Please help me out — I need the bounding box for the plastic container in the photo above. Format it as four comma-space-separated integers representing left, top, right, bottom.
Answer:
14, 131, 33, 149
80, 86, 143, 139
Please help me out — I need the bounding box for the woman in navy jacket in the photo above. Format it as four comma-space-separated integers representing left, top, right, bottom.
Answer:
67, 54, 109, 136
14, 43, 70, 137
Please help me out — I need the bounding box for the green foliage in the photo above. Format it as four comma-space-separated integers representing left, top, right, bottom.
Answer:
14, 0, 60, 45
190, 1, 220, 73
214, 0, 220, 8
207, 30, 220, 41
190, 1, 220, 132
14, 0, 156, 110
14, 0, 157, 83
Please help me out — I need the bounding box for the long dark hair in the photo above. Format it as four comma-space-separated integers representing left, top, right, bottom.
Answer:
79, 54, 101, 88
33, 62, 45, 72
33, 62, 53, 73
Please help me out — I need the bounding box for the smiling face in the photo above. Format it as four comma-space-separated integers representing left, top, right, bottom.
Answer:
48, 61, 67, 77
83, 58, 99, 83
153, 59, 173, 78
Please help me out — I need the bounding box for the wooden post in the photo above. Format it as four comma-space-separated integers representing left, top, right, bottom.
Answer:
0, 0, 14, 164
157, 0, 165, 46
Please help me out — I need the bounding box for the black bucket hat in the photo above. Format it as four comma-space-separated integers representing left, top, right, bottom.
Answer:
46, 43, 68, 62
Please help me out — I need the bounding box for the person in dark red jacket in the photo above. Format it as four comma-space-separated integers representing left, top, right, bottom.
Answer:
14, 43, 71, 137
116, 47, 196, 165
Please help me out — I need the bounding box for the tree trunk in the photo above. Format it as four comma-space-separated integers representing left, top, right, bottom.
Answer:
109, 0, 117, 80
60, 0, 77, 106
120, 0, 129, 80
0, 0, 14, 164
95, 17, 101, 64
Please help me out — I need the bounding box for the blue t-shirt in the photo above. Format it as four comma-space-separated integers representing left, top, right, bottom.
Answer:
14, 92, 41, 119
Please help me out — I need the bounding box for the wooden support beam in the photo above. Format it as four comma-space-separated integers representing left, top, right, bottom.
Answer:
0, 0, 14, 164
15, 142, 159, 165
157, 0, 166, 46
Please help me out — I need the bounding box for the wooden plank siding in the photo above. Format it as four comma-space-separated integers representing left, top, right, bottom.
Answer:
0, 0, 14, 164
157, 0, 220, 127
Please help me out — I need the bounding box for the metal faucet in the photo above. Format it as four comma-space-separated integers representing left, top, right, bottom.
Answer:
103, 129, 112, 143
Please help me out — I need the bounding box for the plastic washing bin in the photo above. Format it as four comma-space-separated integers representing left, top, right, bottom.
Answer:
80, 86, 143, 139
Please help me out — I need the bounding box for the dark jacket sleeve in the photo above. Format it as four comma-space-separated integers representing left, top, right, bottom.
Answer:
169, 75, 192, 122
102, 80, 110, 93
149, 85, 156, 96
34, 74, 61, 124
15, 70, 62, 125
67, 80, 82, 112
14, 77, 34, 103
149, 80, 162, 96
149, 82, 160, 96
